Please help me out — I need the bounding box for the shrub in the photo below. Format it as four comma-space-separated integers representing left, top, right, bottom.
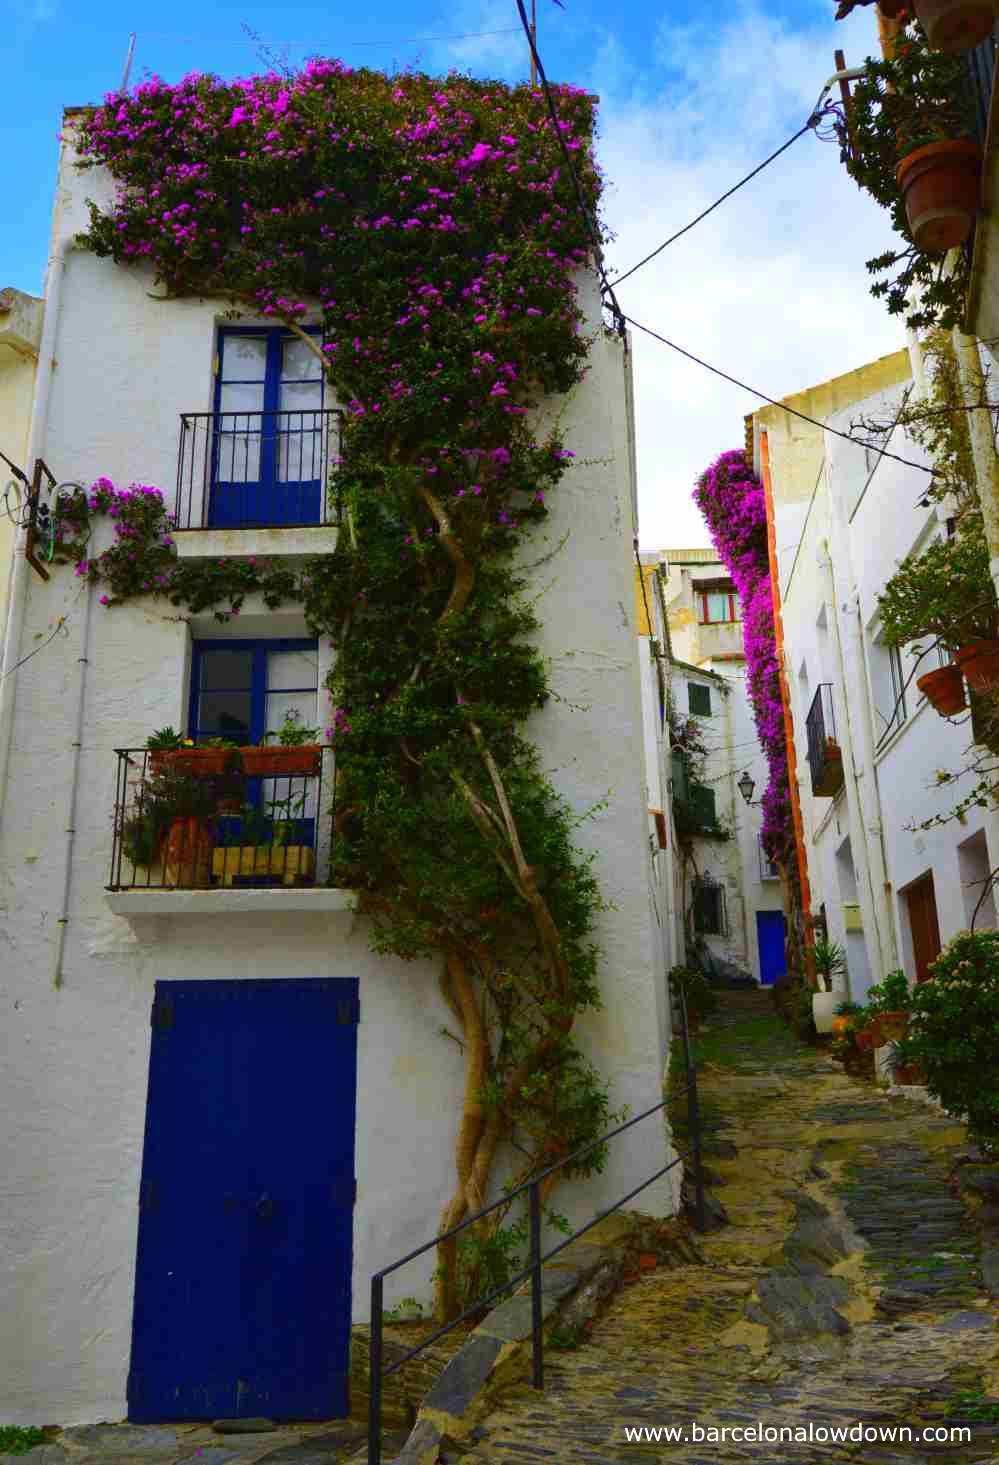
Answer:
669, 965, 717, 1025
772, 969, 815, 1041
897, 930, 999, 1152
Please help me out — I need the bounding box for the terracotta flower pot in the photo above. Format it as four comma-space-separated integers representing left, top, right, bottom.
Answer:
917, 662, 966, 716
893, 1061, 926, 1085
956, 638, 999, 693
880, 1011, 909, 1043
896, 140, 982, 252
239, 745, 322, 777
150, 746, 233, 777
163, 816, 214, 888
913, 0, 997, 51
855, 1026, 877, 1052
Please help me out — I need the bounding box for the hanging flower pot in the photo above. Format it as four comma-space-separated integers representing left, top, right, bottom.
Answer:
896, 139, 982, 251
239, 744, 322, 777
956, 638, 999, 692
912, 0, 997, 51
150, 746, 233, 778
916, 662, 966, 715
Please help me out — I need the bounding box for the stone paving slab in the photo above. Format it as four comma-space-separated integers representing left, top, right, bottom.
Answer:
453, 992, 999, 1464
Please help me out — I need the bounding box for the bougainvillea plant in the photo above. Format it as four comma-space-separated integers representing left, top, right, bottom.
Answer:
63, 61, 625, 1317
692, 450, 792, 865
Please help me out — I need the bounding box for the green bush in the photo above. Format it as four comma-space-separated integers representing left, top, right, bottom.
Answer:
897, 930, 999, 1152
772, 969, 815, 1041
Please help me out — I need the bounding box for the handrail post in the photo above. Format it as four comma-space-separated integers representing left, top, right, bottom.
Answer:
368, 1274, 383, 1465
679, 983, 707, 1232
529, 1180, 543, 1389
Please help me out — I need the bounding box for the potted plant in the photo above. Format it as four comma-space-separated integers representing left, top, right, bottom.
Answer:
121, 764, 217, 887
841, 25, 981, 327
878, 517, 997, 696
146, 726, 235, 777
910, 0, 998, 54
916, 662, 966, 715
831, 999, 863, 1037
811, 937, 848, 1033
240, 708, 323, 777
872, 969, 911, 1042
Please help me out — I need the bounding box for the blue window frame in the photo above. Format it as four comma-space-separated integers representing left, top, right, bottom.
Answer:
211, 327, 326, 528
190, 639, 320, 852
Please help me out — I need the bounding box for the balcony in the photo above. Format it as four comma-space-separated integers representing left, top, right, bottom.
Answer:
173, 409, 342, 559
105, 746, 354, 917
805, 684, 844, 798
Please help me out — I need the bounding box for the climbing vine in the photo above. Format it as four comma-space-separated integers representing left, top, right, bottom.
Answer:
66, 62, 621, 1317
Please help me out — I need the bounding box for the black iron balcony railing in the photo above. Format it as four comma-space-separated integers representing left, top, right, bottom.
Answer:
107, 746, 336, 892
175, 409, 343, 530
805, 683, 844, 798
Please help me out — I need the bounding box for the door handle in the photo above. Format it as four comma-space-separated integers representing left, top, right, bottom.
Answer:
254, 1194, 274, 1220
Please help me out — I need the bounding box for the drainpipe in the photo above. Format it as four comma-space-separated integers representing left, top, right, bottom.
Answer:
818, 539, 899, 986
0, 234, 72, 821
53, 577, 92, 988
951, 326, 999, 604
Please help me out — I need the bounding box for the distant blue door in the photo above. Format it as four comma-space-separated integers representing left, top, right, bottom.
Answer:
128, 978, 358, 1422
756, 910, 786, 987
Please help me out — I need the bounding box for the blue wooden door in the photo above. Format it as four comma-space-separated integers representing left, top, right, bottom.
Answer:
756, 910, 786, 987
128, 978, 358, 1421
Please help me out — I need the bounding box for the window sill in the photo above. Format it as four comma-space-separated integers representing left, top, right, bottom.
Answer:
106, 886, 358, 922
174, 525, 339, 560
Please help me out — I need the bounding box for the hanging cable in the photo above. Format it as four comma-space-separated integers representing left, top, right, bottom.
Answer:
609, 115, 827, 290
623, 315, 937, 477
512, 0, 626, 333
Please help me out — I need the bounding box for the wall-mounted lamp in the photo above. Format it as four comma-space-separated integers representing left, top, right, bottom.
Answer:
737, 770, 757, 805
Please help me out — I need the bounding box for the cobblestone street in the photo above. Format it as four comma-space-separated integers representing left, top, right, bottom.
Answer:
457, 992, 999, 1464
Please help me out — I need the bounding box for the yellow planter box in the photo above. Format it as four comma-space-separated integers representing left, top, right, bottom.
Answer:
843, 902, 863, 933
212, 845, 316, 887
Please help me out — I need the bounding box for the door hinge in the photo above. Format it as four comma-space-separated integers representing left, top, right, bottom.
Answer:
336, 997, 360, 1025
151, 994, 174, 1031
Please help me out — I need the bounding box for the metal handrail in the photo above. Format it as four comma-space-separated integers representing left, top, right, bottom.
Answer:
366, 978, 706, 1464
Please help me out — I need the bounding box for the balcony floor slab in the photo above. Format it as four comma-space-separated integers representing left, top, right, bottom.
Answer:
174, 525, 338, 559
106, 887, 357, 921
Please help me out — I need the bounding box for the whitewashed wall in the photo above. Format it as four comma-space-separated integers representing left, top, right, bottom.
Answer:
0, 138, 673, 1425
771, 371, 995, 1004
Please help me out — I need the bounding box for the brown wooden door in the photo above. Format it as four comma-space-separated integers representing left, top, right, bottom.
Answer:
905, 874, 942, 982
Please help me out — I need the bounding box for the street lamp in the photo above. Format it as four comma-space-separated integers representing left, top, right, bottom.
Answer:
737, 770, 756, 805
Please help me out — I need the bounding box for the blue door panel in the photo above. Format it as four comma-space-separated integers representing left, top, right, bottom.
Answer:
756, 910, 786, 987
129, 979, 358, 1421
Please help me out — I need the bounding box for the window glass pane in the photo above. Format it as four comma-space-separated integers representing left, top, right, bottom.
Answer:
215, 405, 261, 483
731, 593, 741, 620
200, 649, 253, 690
282, 336, 323, 382
222, 335, 268, 379
276, 396, 323, 482
267, 647, 318, 692
707, 592, 730, 622
219, 381, 266, 415
197, 691, 252, 739
265, 690, 319, 741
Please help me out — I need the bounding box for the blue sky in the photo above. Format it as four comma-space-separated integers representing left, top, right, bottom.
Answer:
3, 0, 898, 544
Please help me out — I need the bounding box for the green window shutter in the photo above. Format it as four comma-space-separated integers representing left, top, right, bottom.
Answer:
688, 682, 712, 717
671, 749, 690, 803
690, 782, 716, 827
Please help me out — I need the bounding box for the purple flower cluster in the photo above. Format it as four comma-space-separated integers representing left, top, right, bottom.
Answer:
693, 450, 792, 864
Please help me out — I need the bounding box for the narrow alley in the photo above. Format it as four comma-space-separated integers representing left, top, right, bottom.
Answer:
457, 992, 999, 1464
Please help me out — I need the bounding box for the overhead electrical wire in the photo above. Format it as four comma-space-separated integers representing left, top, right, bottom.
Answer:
140, 26, 523, 47
622, 316, 938, 477
608, 115, 825, 290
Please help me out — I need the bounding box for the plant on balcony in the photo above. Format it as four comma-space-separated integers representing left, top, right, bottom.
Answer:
838, 22, 979, 330
877, 515, 998, 691
121, 763, 217, 882
70, 63, 616, 1318
146, 726, 236, 776
893, 929, 999, 1149
240, 708, 322, 777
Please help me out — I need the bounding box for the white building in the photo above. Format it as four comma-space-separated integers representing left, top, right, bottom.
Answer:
0, 119, 675, 1426
636, 552, 785, 987
753, 349, 997, 1006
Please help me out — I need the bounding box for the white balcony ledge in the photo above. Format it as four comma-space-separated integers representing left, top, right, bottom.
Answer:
173, 525, 339, 560
106, 887, 358, 922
